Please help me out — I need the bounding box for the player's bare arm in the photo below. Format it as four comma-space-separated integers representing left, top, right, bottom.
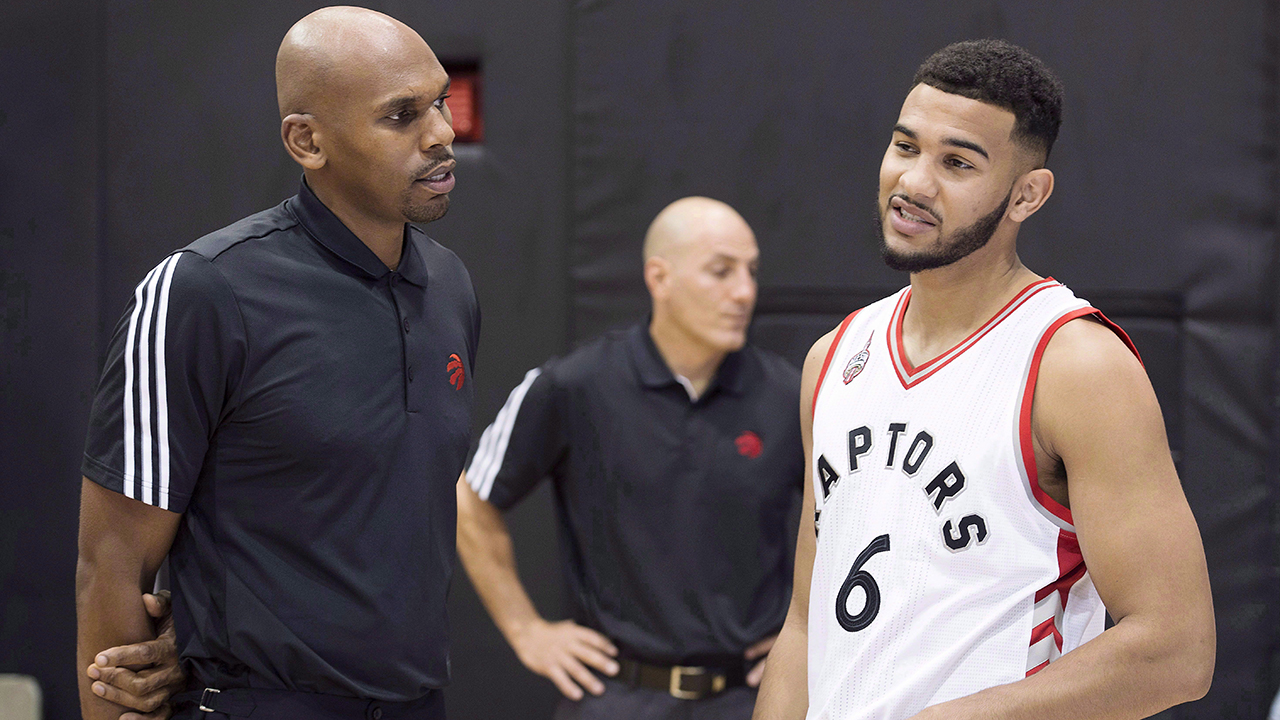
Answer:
455, 473, 619, 700
87, 590, 185, 720
908, 317, 1214, 720
752, 328, 835, 720
77, 478, 182, 720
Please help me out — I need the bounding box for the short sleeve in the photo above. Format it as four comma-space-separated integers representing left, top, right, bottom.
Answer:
464, 365, 565, 509
82, 251, 246, 513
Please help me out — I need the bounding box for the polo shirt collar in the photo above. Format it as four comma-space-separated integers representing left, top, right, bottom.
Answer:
289, 179, 429, 287
625, 321, 747, 398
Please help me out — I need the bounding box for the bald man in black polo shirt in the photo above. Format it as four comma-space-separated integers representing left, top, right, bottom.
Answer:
76, 7, 474, 719
457, 197, 804, 720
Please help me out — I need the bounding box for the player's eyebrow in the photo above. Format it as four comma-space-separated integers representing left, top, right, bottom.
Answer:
942, 137, 989, 161
377, 94, 423, 114
376, 80, 451, 115
894, 124, 990, 161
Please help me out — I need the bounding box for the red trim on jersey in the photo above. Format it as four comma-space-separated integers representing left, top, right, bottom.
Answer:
890, 278, 1061, 389
1029, 617, 1061, 645
1026, 530, 1088, 676
1018, 307, 1142, 526
1036, 532, 1088, 605
810, 309, 861, 420
1093, 311, 1142, 366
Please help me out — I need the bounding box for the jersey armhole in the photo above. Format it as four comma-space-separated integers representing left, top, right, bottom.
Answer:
1017, 308, 1142, 528
811, 309, 861, 421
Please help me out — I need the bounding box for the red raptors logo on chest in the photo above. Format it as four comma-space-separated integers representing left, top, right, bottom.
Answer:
447, 354, 465, 390
735, 430, 763, 459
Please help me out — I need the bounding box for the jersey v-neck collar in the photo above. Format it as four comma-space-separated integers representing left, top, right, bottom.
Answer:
889, 277, 1061, 389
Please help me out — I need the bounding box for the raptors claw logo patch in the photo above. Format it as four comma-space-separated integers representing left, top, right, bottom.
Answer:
735, 430, 763, 459
447, 353, 466, 390
843, 332, 873, 384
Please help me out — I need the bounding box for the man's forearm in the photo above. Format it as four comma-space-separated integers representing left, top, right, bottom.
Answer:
915, 614, 1213, 720
751, 608, 809, 720
76, 478, 181, 720
76, 557, 160, 720
455, 481, 544, 642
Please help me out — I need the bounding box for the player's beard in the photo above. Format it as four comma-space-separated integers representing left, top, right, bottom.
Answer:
403, 193, 450, 224
402, 148, 454, 224
877, 188, 1012, 273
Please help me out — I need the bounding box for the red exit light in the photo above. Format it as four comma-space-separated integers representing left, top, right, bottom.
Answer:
443, 62, 483, 143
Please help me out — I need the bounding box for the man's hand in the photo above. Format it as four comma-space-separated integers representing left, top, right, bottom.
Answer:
745, 634, 777, 688
509, 618, 619, 700
86, 591, 186, 720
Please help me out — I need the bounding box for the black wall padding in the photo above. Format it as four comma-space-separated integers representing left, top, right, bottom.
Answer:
571, 1, 1279, 716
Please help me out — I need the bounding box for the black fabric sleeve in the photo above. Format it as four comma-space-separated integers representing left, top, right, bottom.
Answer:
82, 251, 246, 513
464, 364, 565, 510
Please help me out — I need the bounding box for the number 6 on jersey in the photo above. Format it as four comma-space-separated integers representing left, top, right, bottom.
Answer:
836, 534, 891, 632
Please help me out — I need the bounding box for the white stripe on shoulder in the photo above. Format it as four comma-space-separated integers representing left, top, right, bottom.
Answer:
136, 257, 175, 505
152, 254, 182, 510
469, 368, 539, 487
123, 261, 161, 500
466, 367, 543, 501
122, 254, 182, 507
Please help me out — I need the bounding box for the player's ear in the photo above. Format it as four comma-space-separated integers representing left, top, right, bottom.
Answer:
644, 256, 670, 301
1007, 167, 1053, 223
281, 114, 326, 170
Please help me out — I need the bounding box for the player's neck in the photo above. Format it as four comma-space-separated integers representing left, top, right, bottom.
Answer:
900, 248, 1040, 367
307, 178, 406, 270
648, 322, 725, 399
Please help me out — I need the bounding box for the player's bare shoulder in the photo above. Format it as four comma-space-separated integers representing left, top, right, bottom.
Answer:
1038, 314, 1149, 407
800, 326, 843, 416
1032, 313, 1168, 481
804, 328, 841, 375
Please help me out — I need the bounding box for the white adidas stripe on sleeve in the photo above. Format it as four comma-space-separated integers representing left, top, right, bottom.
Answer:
466, 367, 543, 501
122, 253, 183, 509
153, 255, 181, 510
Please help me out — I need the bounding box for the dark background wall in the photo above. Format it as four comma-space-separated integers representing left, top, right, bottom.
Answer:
1, 2, 1276, 719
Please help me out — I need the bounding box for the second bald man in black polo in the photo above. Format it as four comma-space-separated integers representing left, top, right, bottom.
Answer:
458, 197, 803, 720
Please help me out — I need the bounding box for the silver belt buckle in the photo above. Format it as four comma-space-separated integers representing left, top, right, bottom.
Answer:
198, 687, 220, 712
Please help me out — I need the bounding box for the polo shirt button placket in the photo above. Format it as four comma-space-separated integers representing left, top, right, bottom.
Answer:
366, 703, 383, 720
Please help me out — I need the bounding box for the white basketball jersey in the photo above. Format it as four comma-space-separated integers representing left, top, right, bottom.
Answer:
806, 278, 1134, 720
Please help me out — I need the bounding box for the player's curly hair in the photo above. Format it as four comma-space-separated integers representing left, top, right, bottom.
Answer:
913, 39, 1063, 163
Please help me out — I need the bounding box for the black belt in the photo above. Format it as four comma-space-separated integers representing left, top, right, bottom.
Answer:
615, 658, 747, 700
172, 686, 443, 719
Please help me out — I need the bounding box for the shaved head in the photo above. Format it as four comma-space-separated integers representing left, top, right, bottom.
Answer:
643, 197, 759, 363
273, 6, 456, 245
643, 196, 755, 263
276, 6, 433, 119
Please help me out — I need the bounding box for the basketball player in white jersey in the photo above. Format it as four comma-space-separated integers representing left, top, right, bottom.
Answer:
752, 40, 1215, 720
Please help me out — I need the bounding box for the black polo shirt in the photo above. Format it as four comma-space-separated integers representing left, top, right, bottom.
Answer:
465, 323, 802, 665
83, 180, 479, 700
